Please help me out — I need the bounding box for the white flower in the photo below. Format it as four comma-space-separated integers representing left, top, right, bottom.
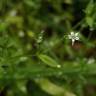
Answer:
68, 32, 79, 46
37, 30, 44, 44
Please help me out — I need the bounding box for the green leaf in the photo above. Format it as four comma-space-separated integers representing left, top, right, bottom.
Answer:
86, 16, 93, 28
0, 22, 7, 32
85, 0, 94, 16
36, 78, 76, 96
38, 54, 61, 68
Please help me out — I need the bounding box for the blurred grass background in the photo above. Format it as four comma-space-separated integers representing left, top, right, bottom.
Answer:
0, 0, 96, 96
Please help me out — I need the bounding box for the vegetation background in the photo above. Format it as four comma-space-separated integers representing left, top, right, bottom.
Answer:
0, 0, 96, 96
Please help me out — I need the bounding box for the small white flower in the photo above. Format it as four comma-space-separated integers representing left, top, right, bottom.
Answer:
68, 31, 79, 46
37, 30, 44, 44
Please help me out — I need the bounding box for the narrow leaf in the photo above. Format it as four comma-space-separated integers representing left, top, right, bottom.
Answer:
85, 0, 94, 15
38, 54, 60, 68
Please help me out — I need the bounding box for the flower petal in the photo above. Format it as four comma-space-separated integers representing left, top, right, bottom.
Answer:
71, 32, 75, 36
68, 35, 72, 39
75, 33, 79, 36
75, 37, 79, 40
72, 39, 75, 45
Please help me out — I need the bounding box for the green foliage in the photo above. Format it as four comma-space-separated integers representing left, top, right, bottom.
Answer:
38, 54, 60, 68
0, 0, 96, 96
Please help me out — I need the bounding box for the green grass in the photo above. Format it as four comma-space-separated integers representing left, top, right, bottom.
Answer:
0, 0, 96, 96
